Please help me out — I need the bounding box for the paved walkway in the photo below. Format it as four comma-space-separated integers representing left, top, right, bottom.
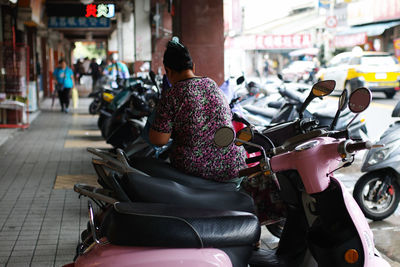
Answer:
0, 99, 97, 267
0, 97, 399, 266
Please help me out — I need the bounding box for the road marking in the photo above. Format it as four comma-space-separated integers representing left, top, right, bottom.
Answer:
370, 102, 395, 110
54, 174, 98, 189
64, 139, 112, 148
68, 129, 101, 136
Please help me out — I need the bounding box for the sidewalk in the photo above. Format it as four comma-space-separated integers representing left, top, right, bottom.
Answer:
0, 97, 399, 266
0, 98, 100, 266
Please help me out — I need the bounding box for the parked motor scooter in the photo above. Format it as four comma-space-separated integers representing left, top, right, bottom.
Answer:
65, 86, 390, 267
353, 99, 400, 220
240, 75, 368, 141
88, 76, 119, 115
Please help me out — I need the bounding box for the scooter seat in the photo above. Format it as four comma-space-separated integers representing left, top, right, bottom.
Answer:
129, 157, 238, 191
313, 107, 350, 119
268, 101, 284, 109
243, 105, 278, 119
103, 202, 260, 249
120, 172, 256, 213
279, 87, 306, 103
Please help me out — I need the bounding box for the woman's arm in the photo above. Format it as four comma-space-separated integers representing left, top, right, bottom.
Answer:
149, 128, 171, 146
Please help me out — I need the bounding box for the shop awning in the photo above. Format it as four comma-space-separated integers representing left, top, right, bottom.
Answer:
337, 21, 400, 37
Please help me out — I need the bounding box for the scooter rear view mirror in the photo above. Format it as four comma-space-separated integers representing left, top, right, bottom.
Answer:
235, 126, 254, 146
298, 80, 336, 119
330, 89, 348, 130
236, 76, 245, 85
346, 87, 372, 129
311, 80, 336, 97
348, 87, 371, 113
214, 126, 235, 148
338, 89, 349, 111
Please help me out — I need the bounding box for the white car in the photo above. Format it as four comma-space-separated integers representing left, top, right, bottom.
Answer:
317, 51, 400, 98
281, 60, 316, 82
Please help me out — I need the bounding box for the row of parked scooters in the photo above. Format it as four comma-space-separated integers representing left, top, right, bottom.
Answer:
65, 73, 400, 266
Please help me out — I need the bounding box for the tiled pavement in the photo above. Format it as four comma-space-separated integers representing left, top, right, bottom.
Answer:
0, 97, 399, 266
0, 99, 98, 267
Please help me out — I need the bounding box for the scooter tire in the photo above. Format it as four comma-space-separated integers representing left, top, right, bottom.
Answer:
89, 101, 100, 115
353, 172, 400, 221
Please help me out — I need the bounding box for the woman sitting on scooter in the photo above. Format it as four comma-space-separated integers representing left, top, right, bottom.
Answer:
149, 37, 247, 184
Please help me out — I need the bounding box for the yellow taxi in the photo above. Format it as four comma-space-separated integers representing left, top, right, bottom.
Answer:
317, 51, 400, 98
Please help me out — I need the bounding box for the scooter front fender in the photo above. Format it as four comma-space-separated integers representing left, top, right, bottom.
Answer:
330, 177, 390, 267
74, 242, 232, 267
361, 152, 400, 174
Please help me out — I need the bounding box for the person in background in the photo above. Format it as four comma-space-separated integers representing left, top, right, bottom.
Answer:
53, 59, 74, 113
82, 57, 91, 74
89, 58, 100, 91
103, 53, 130, 88
148, 37, 246, 184
73, 59, 84, 84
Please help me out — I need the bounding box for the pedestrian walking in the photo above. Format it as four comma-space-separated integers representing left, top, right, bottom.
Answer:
53, 59, 75, 113
89, 58, 100, 91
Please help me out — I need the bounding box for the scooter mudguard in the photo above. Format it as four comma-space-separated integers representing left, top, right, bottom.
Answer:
331, 177, 390, 267
72, 242, 232, 267
370, 254, 391, 267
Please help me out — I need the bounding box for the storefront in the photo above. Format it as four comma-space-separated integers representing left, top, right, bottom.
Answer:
224, 33, 315, 78
334, 0, 400, 53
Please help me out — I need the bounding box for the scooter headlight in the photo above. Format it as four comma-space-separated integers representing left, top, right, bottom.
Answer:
367, 139, 400, 165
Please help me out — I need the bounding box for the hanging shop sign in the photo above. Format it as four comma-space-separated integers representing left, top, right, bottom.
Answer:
334, 32, 367, 48
85, 4, 115, 18
394, 38, 400, 61
225, 34, 312, 50
48, 16, 110, 28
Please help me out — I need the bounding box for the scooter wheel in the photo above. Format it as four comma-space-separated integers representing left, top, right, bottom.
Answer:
353, 172, 400, 221
89, 101, 100, 115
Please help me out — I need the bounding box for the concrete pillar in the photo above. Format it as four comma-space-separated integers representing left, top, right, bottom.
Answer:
173, 0, 224, 85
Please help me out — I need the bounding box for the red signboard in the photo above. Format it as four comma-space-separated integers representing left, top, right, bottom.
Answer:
394, 38, 400, 61
334, 33, 367, 48
225, 34, 312, 50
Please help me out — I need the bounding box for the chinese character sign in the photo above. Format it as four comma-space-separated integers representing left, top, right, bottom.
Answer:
85, 4, 115, 18
48, 17, 110, 28
225, 34, 313, 50
394, 38, 400, 61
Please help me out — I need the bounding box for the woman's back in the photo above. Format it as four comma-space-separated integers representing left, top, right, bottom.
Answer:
152, 77, 246, 181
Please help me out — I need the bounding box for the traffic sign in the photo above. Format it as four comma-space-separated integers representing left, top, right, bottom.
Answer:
326, 16, 338, 28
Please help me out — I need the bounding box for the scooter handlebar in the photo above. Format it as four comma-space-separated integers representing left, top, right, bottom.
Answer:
345, 141, 372, 153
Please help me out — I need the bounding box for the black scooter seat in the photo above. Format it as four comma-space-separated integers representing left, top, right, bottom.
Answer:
103, 202, 260, 248
243, 105, 278, 118
121, 172, 256, 213
313, 107, 350, 119
129, 157, 238, 191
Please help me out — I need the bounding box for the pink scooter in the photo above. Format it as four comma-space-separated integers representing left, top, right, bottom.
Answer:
65, 86, 390, 266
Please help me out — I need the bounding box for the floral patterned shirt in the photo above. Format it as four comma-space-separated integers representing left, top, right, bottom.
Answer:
151, 77, 246, 181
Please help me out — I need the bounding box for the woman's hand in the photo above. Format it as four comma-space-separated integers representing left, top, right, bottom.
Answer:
149, 128, 171, 146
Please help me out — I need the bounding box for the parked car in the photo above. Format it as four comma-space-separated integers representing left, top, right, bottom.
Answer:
281, 60, 316, 83
317, 51, 400, 98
